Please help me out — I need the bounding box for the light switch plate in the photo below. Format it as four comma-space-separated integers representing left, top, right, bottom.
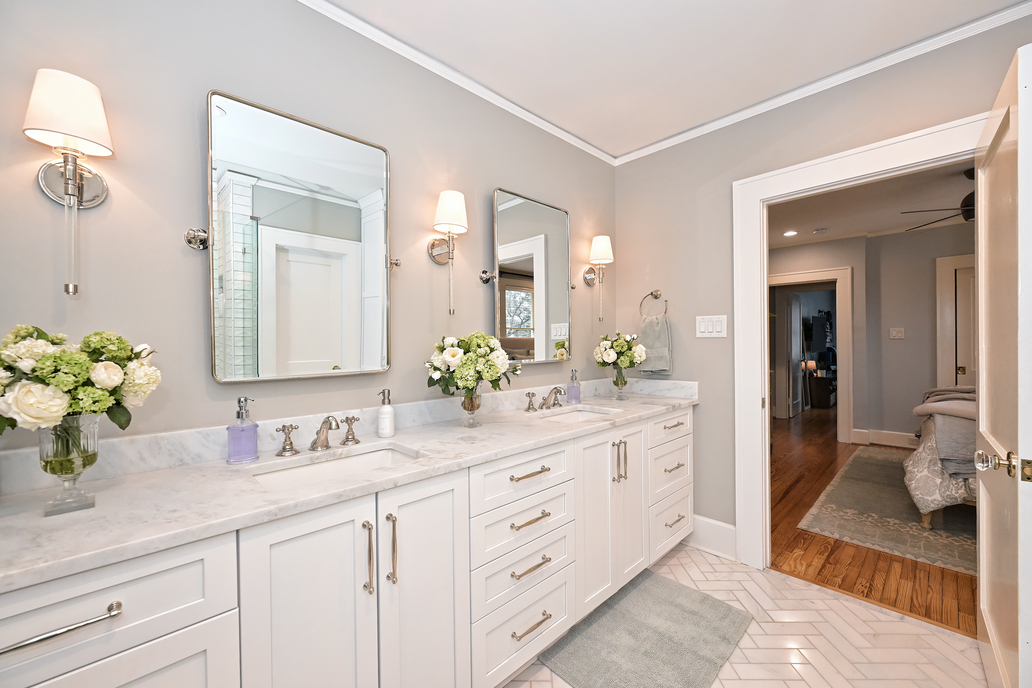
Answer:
551, 323, 569, 339
696, 315, 727, 338
889, 328, 905, 340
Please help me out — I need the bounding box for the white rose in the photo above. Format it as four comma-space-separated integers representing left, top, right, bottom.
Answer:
442, 347, 464, 369
443, 337, 458, 347
0, 381, 70, 430
133, 343, 155, 359
89, 361, 124, 390
632, 344, 647, 364
121, 393, 146, 409
489, 349, 509, 373
602, 349, 618, 364
625, 335, 632, 341
556, 348, 569, 361
431, 370, 442, 380
0, 369, 12, 392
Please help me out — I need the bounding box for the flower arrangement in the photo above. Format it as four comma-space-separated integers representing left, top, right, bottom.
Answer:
426, 331, 520, 398
593, 332, 646, 400
553, 339, 569, 360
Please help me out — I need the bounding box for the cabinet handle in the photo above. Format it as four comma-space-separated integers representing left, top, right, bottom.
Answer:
665, 514, 686, 529
511, 509, 551, 532
663, 421, 685, 431
620, 439, 629, 481
511, 610, 552, 641
510, 465, 551, 483
362, 521, 375, 595
385, 513, 398, 584
511, 554, 552, 581
611, 441, 622, 483
663, 462, 685, 474
0, 601, 123, 656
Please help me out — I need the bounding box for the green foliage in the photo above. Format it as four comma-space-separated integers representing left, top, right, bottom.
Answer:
0, 416, 17, 435
106, 404, 132, 430
34, 350, 92, 392
80, 331, 133, 365
69, 387, 115, 415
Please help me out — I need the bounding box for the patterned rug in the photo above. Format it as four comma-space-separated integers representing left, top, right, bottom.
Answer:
798, 446, 976, 575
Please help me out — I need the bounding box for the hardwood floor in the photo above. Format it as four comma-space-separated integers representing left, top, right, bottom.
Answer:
770, 405, 978, 637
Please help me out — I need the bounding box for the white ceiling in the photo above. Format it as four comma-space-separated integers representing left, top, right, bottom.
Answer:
767, 159, 975, 249
308, 0, 1026, 160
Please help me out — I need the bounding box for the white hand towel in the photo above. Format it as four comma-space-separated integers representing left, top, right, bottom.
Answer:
638, 314, 671, 373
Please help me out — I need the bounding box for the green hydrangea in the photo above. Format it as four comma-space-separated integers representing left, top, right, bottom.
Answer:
1, 325, 37, 348
34, 350, 92, 391
617, 353, 633, 368
80, 331, 133, 365
613, 338, 629, 353
464, 331, 490, 352
69, 386, 115, 415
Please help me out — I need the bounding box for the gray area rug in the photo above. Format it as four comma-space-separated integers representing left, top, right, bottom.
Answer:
798, 446, 976, 575
539, 569, 751, 688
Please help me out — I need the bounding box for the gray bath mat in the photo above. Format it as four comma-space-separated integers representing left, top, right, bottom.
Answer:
539, 569, 751, 688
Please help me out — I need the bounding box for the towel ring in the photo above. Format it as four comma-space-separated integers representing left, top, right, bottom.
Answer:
639, 290, 668, 316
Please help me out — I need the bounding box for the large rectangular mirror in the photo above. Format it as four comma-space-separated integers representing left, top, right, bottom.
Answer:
207, 92, 390, 382
492, 189, 571, 363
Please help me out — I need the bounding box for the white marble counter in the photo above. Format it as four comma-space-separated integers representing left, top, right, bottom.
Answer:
0, 389, 696, 595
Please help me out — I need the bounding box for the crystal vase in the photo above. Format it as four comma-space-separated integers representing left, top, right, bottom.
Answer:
461, 381, 483, 428
611, 366, 629, 400
39, 414, 99, 517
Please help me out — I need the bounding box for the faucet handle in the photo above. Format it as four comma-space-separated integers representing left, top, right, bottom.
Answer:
341, 416, 361, 446
525, 392, 538, 413
276, 424, 300, 456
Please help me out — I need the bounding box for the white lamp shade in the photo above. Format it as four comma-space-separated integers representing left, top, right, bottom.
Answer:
23, 69, 113, 157
589, 235, 614, 264
433, 190, 468, 234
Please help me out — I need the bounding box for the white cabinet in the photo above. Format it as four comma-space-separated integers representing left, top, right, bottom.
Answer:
239, 471, 470, 688
647, 408, 695, 565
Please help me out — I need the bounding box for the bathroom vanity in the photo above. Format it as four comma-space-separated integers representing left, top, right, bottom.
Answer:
0, 389, 696, 688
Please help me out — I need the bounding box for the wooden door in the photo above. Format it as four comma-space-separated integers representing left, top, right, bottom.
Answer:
975, 44, 1032, 688
377, 472, 471, 688
613, 425, 648, 587
574, 430, 617, 620
238, 496, 378, 688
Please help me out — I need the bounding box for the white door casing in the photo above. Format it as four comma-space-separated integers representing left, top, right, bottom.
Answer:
498, 235, 548, 358
956, 266, 976, 387
790, 295, 803, 417
935, 254, 976, 387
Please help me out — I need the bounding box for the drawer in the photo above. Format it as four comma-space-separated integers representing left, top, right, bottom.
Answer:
649, 485, 693, 565
469, 441, 574, 516
648, 433, 692, 505
648, 408, 692, 448
0, 534, 237, 688
471, 522, 575, 622
471, 563, 575, 688
470, 481, 574, 570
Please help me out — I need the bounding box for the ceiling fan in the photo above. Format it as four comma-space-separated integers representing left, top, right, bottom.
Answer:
900, 167, 975, 232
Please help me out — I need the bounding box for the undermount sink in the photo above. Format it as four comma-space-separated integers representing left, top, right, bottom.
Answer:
540, 406, 620, 423
253, 445, 422, 491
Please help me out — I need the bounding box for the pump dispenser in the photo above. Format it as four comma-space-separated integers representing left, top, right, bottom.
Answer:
377, 389, 396, 438
567, 369, 581, 404
227, 397, 259, 465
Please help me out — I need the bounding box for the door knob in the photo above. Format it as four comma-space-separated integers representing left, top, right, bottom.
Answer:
975, 450, 1018, 477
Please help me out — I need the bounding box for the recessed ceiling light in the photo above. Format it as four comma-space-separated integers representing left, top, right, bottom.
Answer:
813, 228, 827, 234
783, 230, 797, 237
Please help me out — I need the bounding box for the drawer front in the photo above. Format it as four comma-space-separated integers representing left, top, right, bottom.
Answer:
0, 534, 237, 688
649, 485, 693, 565
648, 433, 692, 505
470, 481, 574, 570
471, 522, 575, 622
648, 408, 692, 449
471, 563, 575, 688
469, 442, 574, 516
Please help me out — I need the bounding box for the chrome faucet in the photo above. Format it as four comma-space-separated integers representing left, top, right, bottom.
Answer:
310, 416, 340, 451
539, 387, 567, 410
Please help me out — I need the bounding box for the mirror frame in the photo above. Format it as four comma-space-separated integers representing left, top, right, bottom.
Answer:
206, 90, 392, 383
492, 188, 571, 365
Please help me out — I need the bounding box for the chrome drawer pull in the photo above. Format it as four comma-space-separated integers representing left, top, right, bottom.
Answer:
611, 441, 622, 483
511, 510, 551, 532
663, 462, 686, 474
510, 465, 551, 483
511, 555, 552, 581
663, 420, 685, 430
0, 601, 123, 656
665, 514, 686, 529
385, 513, 398, 584
511, 610, 552, 641
362, 521, 375, 595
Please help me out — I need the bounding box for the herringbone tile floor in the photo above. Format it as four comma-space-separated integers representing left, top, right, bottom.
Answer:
503, 543, 987, 688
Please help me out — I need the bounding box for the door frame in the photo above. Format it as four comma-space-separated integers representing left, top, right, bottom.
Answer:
732, 112, 988, 569
936, 254, 976, 387
769, 268, 854, 443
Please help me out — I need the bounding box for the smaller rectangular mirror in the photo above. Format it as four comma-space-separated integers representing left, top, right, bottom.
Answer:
492, 189, 571, 363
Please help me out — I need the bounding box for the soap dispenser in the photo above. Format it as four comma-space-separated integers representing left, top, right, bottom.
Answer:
227, 397, 259, 465
567, 369, 582, 404
377, 389, 396, 438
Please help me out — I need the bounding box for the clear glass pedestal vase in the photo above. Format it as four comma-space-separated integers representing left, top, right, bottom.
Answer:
461, 383, 483, 428
611, 366, 629, 401
39, 414, 99, 517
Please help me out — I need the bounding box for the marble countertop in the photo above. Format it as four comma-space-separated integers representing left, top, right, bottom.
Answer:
0, 394, 696, 594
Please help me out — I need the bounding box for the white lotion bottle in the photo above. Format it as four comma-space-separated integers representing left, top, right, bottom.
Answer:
377, 388, 396, 438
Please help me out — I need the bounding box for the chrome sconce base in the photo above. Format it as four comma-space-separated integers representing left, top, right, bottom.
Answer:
37, 158, 108, 209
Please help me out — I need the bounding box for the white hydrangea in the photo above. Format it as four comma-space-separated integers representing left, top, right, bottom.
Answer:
602, 349, 618, 364
430, 352, 447, 370
600, 340, 612, 350
593, 346, 604, 363
488, 337, 501, 350
632, 344, 647, 364
0, 369, 12, 393
443, 337, 459, 347
0, 338, 58, 373
488, 349, 509, 373
441, 347, 464, 370
121, 360, 162, 408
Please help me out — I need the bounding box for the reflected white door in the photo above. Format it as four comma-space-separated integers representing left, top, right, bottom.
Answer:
975, 44, 1032, 688
956, 266, 975, 386
790, 295, 803, 417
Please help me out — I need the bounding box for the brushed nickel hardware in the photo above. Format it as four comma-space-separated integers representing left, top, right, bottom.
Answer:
663, 421, 685, 431
511, 510, 551, 531
639, 289, 668, 316
665, 514, 686, 528
976, 449, 1018, 477
310, 416, 339, 451
664, 462, 685, 474
618, 439, 628, 481
362, 521, 375, 595
957, 365, 967, 375
510, 465, 551, 483
539, 386, 566, 409
511, 555, 552, 581
525, 392, 538, 413
479, 270, 496, 283
1023, 458, 1032, 482
275, 424, 300, 456
611, 441, 622, 483
385, 513, 398, 584
340, 416, 360, 445
0, 601, 122, 656
512, 610, 552, 641
184, 228, 208, 250
388, 257, 401, 270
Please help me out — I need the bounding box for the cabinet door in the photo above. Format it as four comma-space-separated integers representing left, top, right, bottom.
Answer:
613, 424, 648, 587
377, 471, 471, 688
574, 430, 618, 620
238, 495, 378, 688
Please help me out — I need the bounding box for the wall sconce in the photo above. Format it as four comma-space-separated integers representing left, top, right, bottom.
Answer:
427, 190, 468, 315
583, 235, 613, 322
22, 69, 114, 296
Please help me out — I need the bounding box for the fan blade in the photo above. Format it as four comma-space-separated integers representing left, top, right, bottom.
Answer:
904, 212, 963, 232
900, 207, 974, 214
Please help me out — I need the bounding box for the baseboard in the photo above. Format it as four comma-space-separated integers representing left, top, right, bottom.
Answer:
869, 429, 919, 448
851, 429, 870, 445
683, 515, 736, 561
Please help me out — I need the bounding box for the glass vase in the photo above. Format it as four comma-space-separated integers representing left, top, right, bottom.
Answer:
39, 414, 99, 517
611, 366, 629, 400
461, 381, 483, 428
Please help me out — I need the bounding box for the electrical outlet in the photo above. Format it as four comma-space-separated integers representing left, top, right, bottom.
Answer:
696, 316, 727, 338
889, 328, 905, 340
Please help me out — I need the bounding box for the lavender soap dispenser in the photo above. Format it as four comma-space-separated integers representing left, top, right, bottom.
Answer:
227, 397, 259, 465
